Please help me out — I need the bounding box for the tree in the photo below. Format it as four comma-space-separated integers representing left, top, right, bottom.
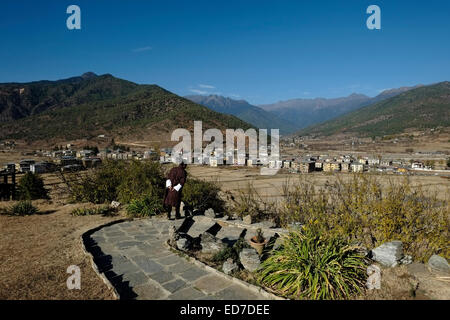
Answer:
17, 172, 49, 200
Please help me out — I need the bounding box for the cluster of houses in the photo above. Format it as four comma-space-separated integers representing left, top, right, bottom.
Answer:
2, 142, 443, 177
160, 149, 430, 175
1, 145, 162, 174
274, 155, 407, 174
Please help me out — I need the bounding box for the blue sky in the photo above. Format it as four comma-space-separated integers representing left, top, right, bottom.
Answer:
1, 0, 449, 105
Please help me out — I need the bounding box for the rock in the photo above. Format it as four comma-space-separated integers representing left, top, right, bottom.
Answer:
371, 241, 404, 267
222, 258, 239, 275
428, 255, 450, 273
110, 201, 121, 209
239, 248, 261, 272
200, 232, 227, 254
366, 264, 381, 290
204, 208, 216, 218
180, 201, 185, 216
260, 220, 276, 228
168, 226, 180, 247
400, 255, 413, 265
288, 222, 302, 230
176, 237, 191, 252
232, 214, 242, 221
273, 237, 284, 251
243, 215, 253, 224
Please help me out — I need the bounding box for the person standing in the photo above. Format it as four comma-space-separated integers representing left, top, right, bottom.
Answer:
164, 162, 187, 220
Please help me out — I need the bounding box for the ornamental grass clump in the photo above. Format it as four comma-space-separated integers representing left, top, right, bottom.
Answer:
258, 227, 367, 300
9, 201, 38, 216
126, 194, 164, 217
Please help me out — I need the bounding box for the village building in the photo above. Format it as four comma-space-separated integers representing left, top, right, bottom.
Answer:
19, 159, 35, 173
323, 162, 341, 172
57, 156, 81, 167
351, 163, 364, 172
411, 162, 424, 169
76, 150, 96, 158
341, 162, 351, 172
209, 158, 218, 167
299, 161, 315, 173
314, 160, 324, 171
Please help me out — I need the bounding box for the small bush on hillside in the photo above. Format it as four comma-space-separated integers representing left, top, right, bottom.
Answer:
71, 205, 116, 216
70, 160, 125, 204
17, 172, 49, 200
9, 201, 38, 216
126, 195, 164, 217
69, 160, 165, 206
279, 174, 449, 261
258, 227, 367, 300
182, 178, 224, 212
117, 160, 165, 203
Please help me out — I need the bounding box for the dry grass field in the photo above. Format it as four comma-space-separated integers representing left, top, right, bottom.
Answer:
187, 165, 450, 204
0, 200, 122, 300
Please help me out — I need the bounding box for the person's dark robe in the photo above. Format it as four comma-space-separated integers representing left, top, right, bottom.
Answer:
164, 165, 187, 207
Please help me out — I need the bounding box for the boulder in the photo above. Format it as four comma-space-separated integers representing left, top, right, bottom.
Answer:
371, 241, 403, 267
428, 255, 450, 273
239, 248, 261, 272
366, 264, 381, 290
288, 222, 302, 230
200, 232, 227, 254
260, 219, 277, 228
232, 214, 242, 221
222, 258, 239, 275
204, 208, 216, 218
110, 201, 121, 209
180, 201, 185, 216
243, 215, 253, 225
176, 237, 191, 252
168, 226, 180, 247
273, 236, 284, 251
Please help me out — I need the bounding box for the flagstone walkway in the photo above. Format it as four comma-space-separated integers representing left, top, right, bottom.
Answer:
84, 216, 274, 300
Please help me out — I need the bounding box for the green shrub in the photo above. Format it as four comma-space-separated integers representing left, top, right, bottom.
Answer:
70, 160, 125, 204
258, 227, 367, 300
17, 172, 49, 200
126, 195, 164, 217
182, 178, 224, 212
117, 160, 165, 203
9, 201, 38, 216
69, 160, 165, 205
71, 205, 116, 216
279, 174, 450, 261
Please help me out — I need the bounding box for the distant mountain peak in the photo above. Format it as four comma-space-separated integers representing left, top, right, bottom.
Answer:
81, 72, 98, 79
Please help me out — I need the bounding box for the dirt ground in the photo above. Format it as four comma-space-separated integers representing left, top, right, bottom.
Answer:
0, 200, 122, 300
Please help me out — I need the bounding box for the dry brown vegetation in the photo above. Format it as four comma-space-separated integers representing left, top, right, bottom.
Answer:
0, 200, 121, 300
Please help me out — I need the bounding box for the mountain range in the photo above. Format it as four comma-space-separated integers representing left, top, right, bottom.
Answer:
0, 73, 447, 144
185, 94, 297, 135
258, 86, 422, 132
296, 82, 450, 137
0, 73, 251, 142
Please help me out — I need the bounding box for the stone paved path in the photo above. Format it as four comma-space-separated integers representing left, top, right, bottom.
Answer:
86, 217, 271, 300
